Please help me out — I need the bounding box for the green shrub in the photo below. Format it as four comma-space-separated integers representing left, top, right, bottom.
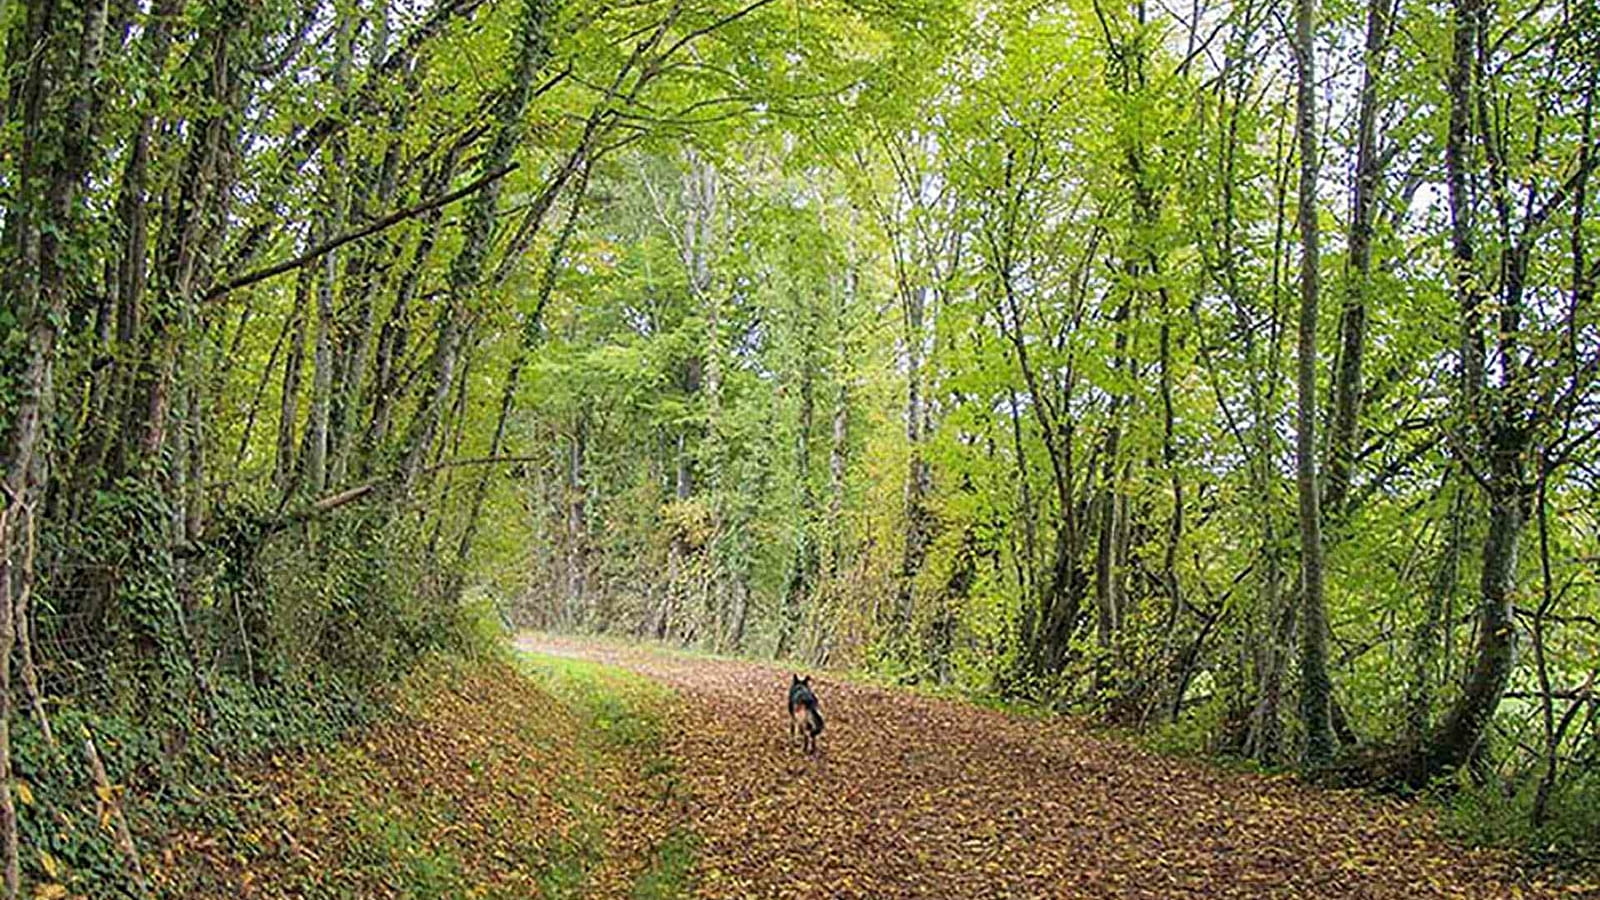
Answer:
1443, 772, 1600, 865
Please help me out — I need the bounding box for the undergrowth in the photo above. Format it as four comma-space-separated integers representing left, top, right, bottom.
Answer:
1441, 775, 1600, 870
68, 644, 700, 898
17, 492, 509, 897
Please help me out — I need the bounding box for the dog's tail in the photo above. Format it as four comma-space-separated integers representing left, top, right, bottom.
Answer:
807, 704, 824, 737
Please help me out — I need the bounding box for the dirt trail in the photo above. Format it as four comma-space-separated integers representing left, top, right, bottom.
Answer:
516, 634, 1586, 899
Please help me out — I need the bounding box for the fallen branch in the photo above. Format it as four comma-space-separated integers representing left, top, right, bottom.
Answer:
203, 164, 518, 303
84, 737, 146, 894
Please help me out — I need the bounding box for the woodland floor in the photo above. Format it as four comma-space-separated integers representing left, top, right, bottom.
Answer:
145, 636, 1596, 898
515, 633, 1594, 900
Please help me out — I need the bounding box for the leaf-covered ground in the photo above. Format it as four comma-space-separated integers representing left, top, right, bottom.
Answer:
151, 653, 691, 898
517, 634, 1597, 899
141, 638, 1595, 898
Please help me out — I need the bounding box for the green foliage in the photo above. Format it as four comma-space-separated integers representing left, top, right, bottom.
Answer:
1443, 775, 1600, 866
18, 496, 505, 893
632, 830, 700, 900
348, 804, 471, 897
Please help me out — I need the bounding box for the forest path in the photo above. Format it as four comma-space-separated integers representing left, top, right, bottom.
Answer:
514, 633, 1577, 899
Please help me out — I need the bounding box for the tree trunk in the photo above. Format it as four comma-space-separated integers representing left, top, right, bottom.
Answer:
0, 0, 117, 876
455, 171, 589, 586
274, 259, 314, 496
1247, 524, 1292, 763
896, 282, 932, 639
1419, 0, 1519, 782
304, 2, 353, 495
1093, 290, 1131, 677
306, 243, 336, 495
565, 409, 589, 621
1293, 0, 1334, 768
401, 0, 553, 489
1429, 442, 1521, 773
1324, 0, 1394, 519
1407, 473, 1463, 754
828, 378, 849, 580
780, 312, 818, 658
364, 147, 459, 465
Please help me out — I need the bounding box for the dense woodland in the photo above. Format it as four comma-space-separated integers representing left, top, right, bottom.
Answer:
1, 0, 1598, 889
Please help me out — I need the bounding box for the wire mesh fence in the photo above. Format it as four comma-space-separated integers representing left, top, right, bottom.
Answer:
24, 550, 385, 741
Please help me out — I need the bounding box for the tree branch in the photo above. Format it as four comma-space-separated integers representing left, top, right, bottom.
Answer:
203, 164, 518, 303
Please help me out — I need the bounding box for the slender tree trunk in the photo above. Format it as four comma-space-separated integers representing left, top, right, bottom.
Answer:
780, 312, 818, 658
828, 378, 849, 580
1324, 0, 1395, 518
306, 253, 336, 494
1093, 295, 1130, 665
1409, 474, 1463, 738
565, 408, 589, 620
455, 169, 589, 584
275, 259, 314, 496
1247, 520, 1291, 763
1244, 87, 1296, 765
1293, 0, 1334, 768
1093, 420, 1124, 653
1430, 457, 1520, 772
364, 147, 459, 465
304, 3, 353, 496
1421, 0, 1522, 782
401, 0, 554, 489
0, 502, 18, 898
896, 283, 932, 639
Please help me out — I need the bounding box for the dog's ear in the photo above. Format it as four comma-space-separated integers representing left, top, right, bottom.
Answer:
801, 675, 811, 686
791, 674, 800, 685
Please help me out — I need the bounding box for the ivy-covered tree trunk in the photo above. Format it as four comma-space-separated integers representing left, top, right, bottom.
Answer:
1418, 0, 1509, 783
1293, 0, 1334, 768
365, 147, 460, 467
402, 0, 554, 489
1408, 474, 1464, 752
275, 261, 314, 495
1, 0, 116, 881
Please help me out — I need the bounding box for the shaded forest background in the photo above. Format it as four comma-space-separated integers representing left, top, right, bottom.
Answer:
1, 0, 1597, 891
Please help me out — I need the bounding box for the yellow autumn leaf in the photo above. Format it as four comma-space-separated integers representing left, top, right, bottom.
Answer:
33, 884, 68, 900
37, 850, 60, 879
14, 781, 32, 806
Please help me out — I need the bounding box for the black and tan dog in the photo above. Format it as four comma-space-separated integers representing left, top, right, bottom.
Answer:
787, 674, 825, 754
